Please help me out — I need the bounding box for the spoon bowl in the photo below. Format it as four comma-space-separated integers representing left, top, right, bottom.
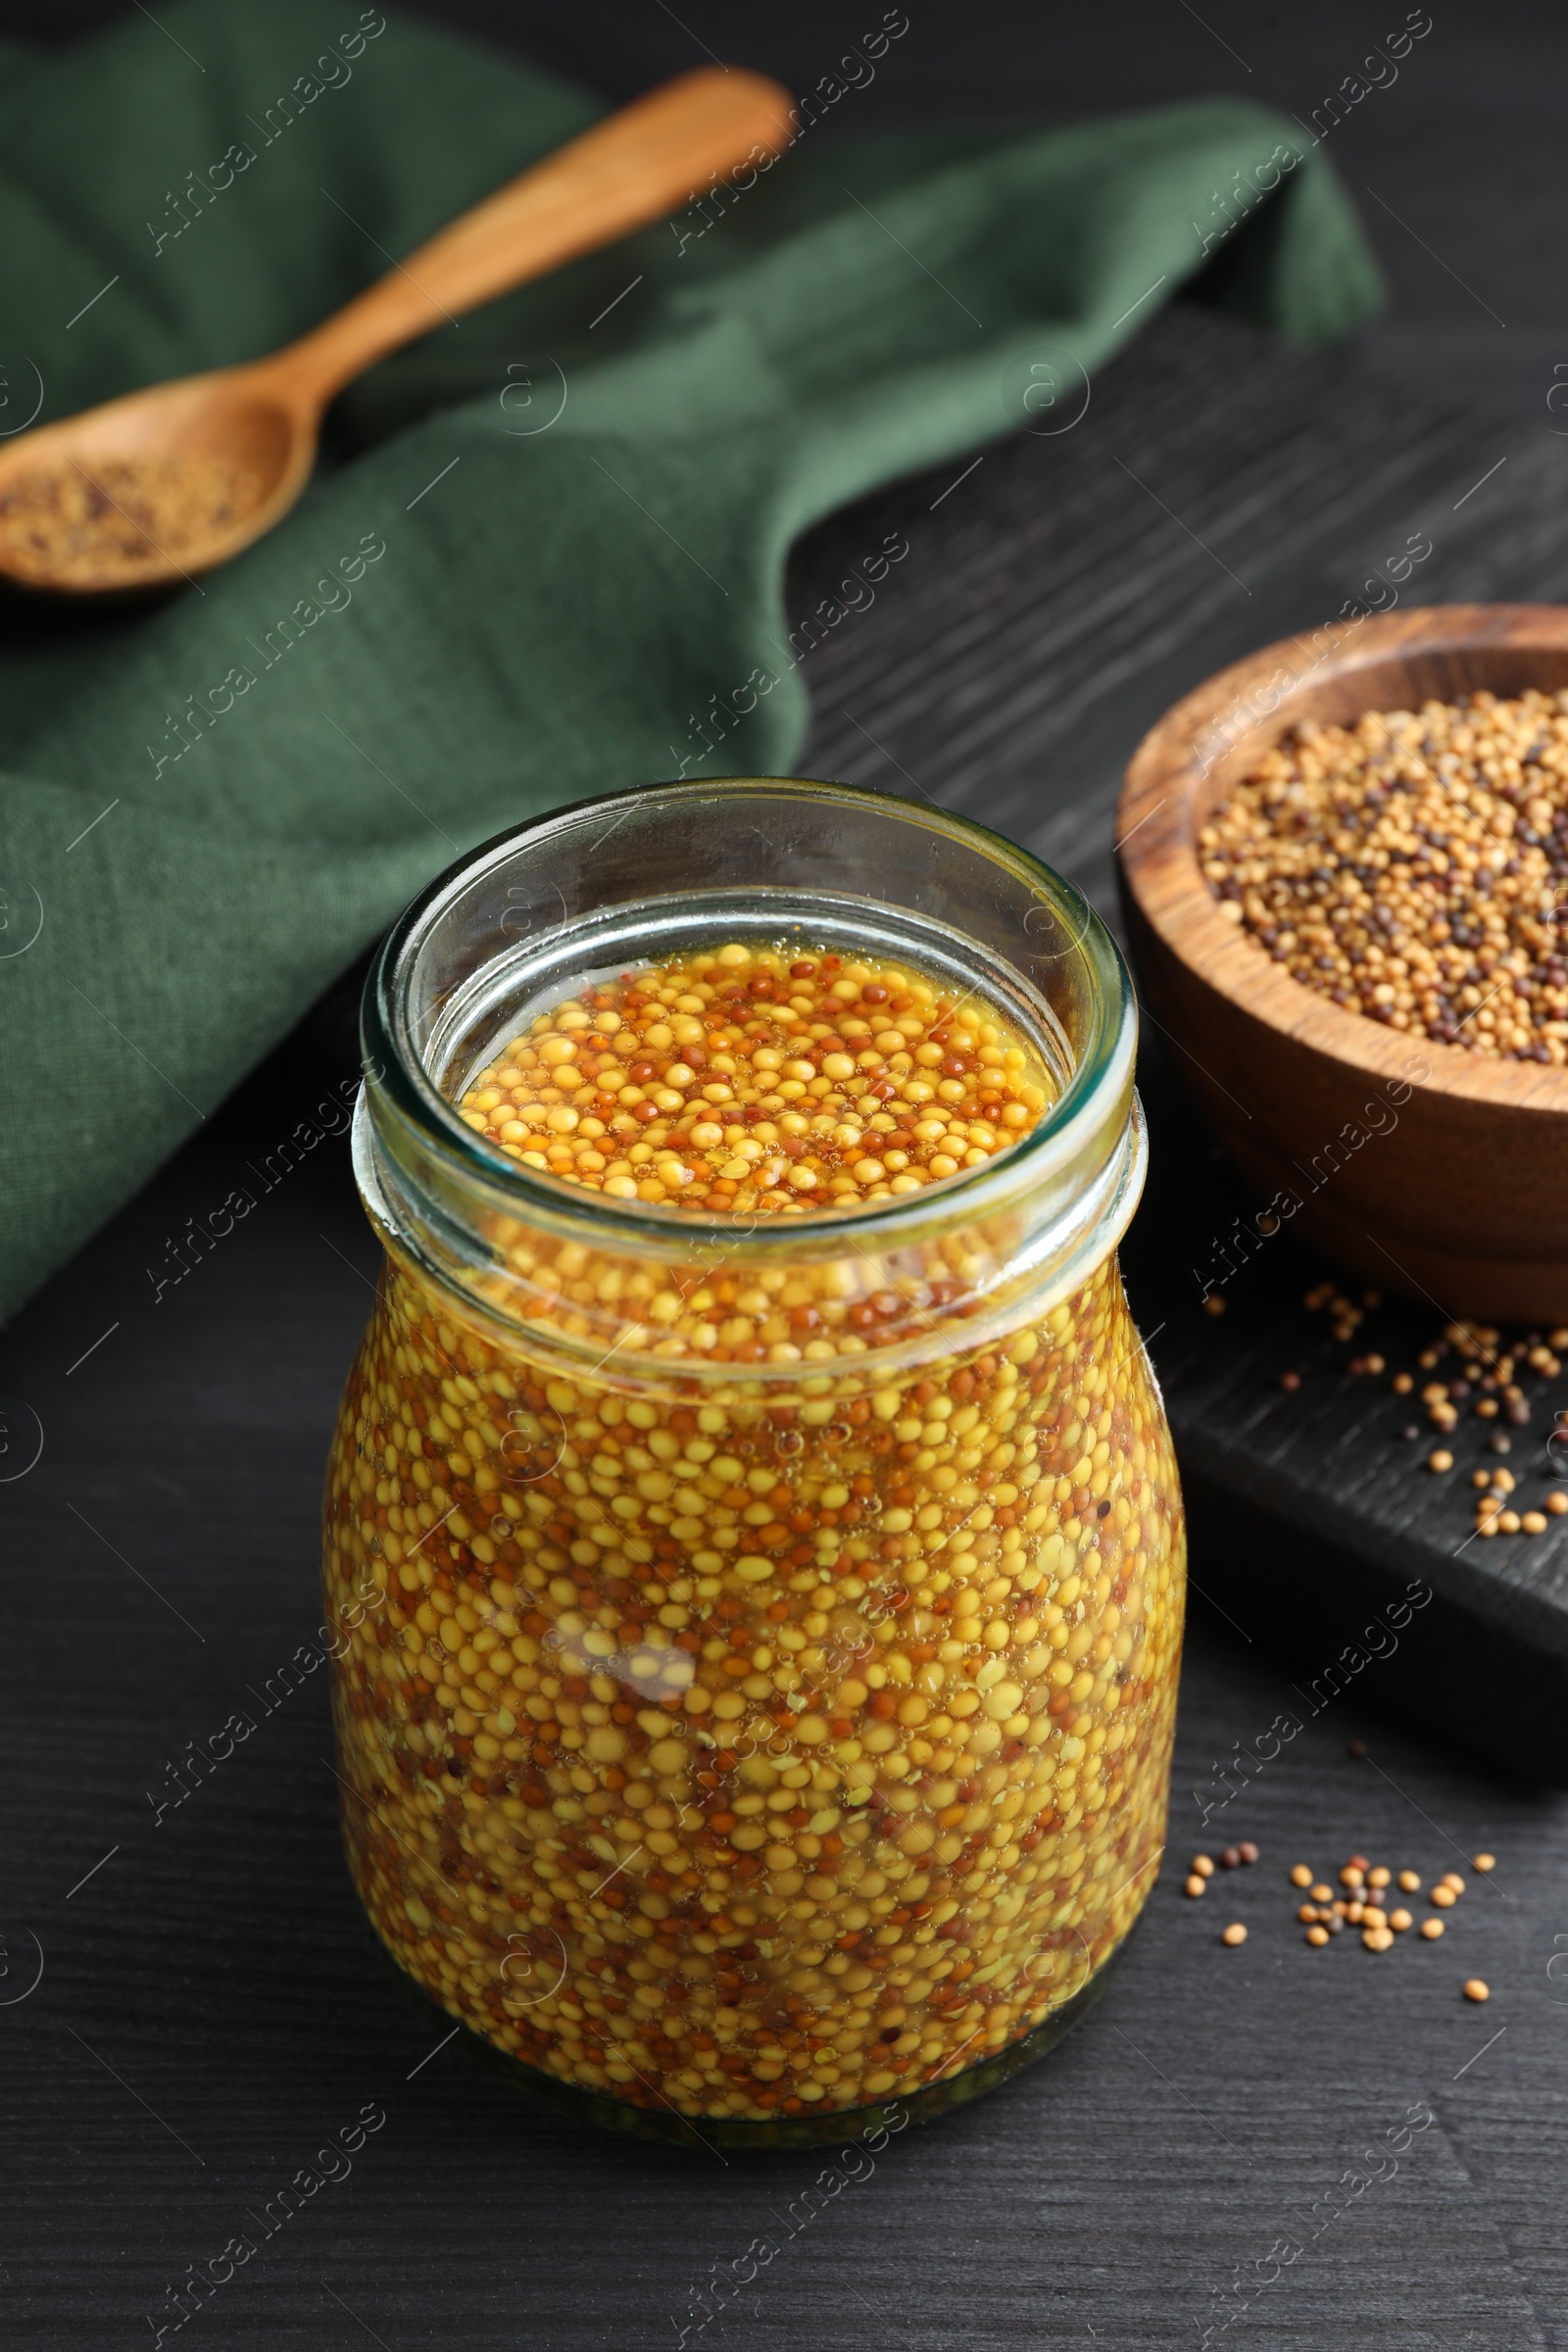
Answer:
0, 65, 793, 595
0, 368, 310, 590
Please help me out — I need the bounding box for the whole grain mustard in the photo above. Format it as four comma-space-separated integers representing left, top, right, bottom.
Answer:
323, 942, 1184, 2130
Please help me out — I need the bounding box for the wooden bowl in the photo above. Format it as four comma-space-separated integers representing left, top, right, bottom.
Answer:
1116, 605, 1568, 1321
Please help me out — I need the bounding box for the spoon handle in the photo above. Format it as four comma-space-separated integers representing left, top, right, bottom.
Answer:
275, 66, 793, 406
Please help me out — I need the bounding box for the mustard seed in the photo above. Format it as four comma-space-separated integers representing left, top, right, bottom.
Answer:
1431, 1885, 1456, 1908
1397, 1869, 1422, 1892
1463, 1979, 1491, 2002
323, 929, 1186, 2129
1237, 1839, 1259, 1864
1185, 1875, 1207, 1898
1428, 1448, 1454, 1473
1390, 1907, 1413, 1932
1421, 1918, 1445, 1939
1306, 1925, 1329, 1946
1192, 1854, 1215, 1877
458, 939, 1055, 1219
1473, 1852, 1496, 1872
0, 450, 267, 586
1202, 688, 1568, 1064
1221, 1923, 1247, 1946
1290, 1863, 1313, 1887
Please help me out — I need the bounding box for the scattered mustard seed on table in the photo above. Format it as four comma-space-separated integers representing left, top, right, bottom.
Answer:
1463, 1979, 1491, 2001
1221, 1922, 1247, 1946
1201, 688, 1568, 1061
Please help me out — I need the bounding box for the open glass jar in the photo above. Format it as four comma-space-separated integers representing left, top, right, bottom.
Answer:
323, 777, 1184, 2147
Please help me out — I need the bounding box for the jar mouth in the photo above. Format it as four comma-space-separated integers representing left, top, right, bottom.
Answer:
361, 775, 1137, 1258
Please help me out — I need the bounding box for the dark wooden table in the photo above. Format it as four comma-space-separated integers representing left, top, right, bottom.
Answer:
5, 6, 1568, 2348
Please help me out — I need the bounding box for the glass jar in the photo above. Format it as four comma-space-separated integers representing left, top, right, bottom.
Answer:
323, 776, 1184, 2148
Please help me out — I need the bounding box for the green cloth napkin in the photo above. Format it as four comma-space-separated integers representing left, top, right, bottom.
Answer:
0, 0, 1381, 1322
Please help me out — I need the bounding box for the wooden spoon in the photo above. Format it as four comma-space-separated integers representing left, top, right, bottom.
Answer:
0, 66, 791, 595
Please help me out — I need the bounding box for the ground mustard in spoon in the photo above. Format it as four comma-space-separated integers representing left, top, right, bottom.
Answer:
0, 66, 790, 594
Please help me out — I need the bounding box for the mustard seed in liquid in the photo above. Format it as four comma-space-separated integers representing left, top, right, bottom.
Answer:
324, 939, 1184, 2130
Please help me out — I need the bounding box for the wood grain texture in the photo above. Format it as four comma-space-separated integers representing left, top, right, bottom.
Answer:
1115, 607, 1568, 1318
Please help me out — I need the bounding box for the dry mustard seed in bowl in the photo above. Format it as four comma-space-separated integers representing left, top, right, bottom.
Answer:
1200, 688, 1568, 1062
323, 779, 1184, 2148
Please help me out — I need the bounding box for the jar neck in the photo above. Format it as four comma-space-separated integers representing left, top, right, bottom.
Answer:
352, 1074, 1144, 1384
353, 778, 1144, 1386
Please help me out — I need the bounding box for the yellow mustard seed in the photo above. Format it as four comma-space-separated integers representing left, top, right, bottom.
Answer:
457, 943, 1055, 1222
321, 937, 1186, 2128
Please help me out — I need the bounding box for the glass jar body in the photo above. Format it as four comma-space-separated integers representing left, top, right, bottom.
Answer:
322, 1228, 1183, 2148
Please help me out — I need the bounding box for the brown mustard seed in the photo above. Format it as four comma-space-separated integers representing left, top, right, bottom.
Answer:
1237, 1838, 1259, 1864
1290, 1863, 1313, 1887
1473, 1852, 1496, 1872
1306, 1925, 1330, 1946
1463, 1979, 1491, 2002
1221, 1923, 1248, 1946
1201, 688, 1568, 1064
458, 942, 1054, 1219
1421, 1918, 1446, 1938
1220, 1845, 1242, 1868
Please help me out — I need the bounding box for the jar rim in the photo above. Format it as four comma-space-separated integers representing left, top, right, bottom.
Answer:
362, 777, 1136, 1257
